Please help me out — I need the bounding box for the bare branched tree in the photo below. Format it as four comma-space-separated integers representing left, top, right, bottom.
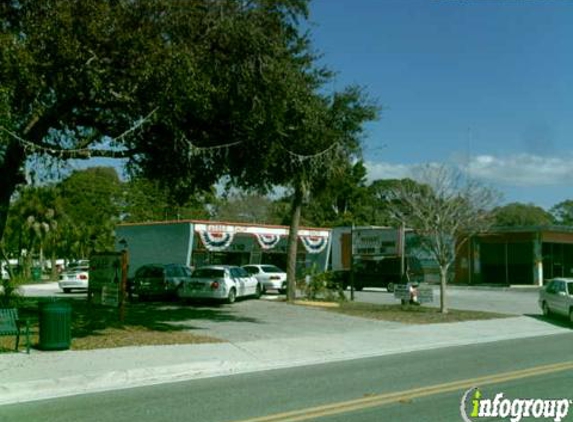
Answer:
387, 164, 501, 313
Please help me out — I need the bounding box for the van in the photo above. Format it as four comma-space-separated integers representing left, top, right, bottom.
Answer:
335, 255, 424, 292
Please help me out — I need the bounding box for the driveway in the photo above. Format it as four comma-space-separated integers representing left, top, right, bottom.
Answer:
350, 286, 540, 315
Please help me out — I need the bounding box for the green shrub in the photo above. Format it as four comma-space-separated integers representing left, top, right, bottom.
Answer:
297, 266, 346, 302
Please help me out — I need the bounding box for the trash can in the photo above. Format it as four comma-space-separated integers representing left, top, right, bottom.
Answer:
31, 266, 42, 281
39, 301, 72, 350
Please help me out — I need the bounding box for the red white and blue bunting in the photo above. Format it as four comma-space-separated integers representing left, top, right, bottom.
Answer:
300, 235, 328, 254
198, 231, 235, 251
255, 234, 281, 250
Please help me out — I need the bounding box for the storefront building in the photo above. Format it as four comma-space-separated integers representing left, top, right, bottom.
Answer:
115, 220, 331, 277
456, 226, 573, 286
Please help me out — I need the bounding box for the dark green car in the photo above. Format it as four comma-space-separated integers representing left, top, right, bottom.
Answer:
132, 263, 192, 301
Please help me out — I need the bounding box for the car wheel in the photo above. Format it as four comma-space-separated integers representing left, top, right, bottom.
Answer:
542, 301, 550, 317
354, 285, 363, 292
63, 288, 71, 294
387, 283, 395, 293
227, 288, 236, 304
569, 308, 573, 325
254, 284, 261, 299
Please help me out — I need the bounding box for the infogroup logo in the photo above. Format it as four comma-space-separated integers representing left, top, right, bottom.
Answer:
460, 387, 572, 422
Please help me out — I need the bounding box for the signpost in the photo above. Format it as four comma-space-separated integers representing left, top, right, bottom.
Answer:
89, 251, 129, 321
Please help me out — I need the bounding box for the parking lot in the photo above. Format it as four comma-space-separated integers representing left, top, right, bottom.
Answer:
16, 282, 543, 343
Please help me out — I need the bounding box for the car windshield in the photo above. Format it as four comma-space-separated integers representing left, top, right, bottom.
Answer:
68, 261, 89, 269
261, 265, 283, 273
136, 266, 164, 278
192, 268, 225, 278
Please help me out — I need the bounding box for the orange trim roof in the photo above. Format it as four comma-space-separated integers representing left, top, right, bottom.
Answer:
117, 219, 331, 232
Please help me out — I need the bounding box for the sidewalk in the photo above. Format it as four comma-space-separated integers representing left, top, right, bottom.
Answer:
1, 315, 569, 406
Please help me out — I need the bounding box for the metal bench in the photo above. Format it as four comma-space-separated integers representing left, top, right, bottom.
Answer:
0, 308, 30, 354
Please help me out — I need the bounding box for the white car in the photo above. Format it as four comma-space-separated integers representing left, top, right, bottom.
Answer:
242, 264, 287, 294
178, 265, 261, 303
58, 261, 90, 293
539, 278, 573, 324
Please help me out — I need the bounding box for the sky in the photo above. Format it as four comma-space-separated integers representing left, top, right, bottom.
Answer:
307, 0, 573, 210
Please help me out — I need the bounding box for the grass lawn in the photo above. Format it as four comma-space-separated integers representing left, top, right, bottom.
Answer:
0, 297, 223, 353
325, 301, 511, 324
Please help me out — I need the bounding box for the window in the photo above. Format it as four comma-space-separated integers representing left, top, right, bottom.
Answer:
192, 268, 224, 278
244, 266, 259, 274
261, 265, 283, 273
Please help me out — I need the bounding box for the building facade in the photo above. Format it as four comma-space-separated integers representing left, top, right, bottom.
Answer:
456, 226, 573, 286
115, 220, 331, 277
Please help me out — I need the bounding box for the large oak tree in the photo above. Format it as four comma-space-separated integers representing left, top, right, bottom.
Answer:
0, 1, 378, 300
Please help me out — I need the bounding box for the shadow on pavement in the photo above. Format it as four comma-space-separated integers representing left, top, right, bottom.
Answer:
524, 313, 572, 329
16, 297, 263, 341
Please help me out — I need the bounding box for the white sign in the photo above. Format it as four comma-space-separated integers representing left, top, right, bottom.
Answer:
352, 228, 399, 256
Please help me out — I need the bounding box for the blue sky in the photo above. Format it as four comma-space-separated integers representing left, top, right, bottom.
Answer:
308, 0, 573, 210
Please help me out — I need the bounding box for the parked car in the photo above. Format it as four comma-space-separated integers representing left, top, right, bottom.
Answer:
58, 260, 90, 293
242, 264, 287, 294
132, 263, 192, 301
539, 278, 573, 324
178, 265, 261, 304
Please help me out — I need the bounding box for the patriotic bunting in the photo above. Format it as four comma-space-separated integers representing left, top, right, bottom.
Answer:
198, 231, 235, 251
255, 233, 281, 250
300, 235, 328, 254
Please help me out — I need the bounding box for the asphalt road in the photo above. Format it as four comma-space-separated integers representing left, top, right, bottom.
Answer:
3, 333, 572, 422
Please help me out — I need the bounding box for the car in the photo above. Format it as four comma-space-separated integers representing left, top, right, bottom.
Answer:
539, 278, 573, 324
178, 265, 261, 304
132, 263, 192, 301
58, 260, 90, 293
242, 264, 287, 294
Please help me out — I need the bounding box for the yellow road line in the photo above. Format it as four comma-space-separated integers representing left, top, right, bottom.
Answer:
233, 361, 573, 422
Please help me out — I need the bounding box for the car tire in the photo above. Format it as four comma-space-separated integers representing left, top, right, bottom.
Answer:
354, 285, 363, 292
542, 301, 550, 317
254, 284, 261, 299
63, 288, 71, 294
569, 308, 573, 325
387, 283, 395, 293
227, 288, 236, 304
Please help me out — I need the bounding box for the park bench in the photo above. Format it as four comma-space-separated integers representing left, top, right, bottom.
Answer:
0, 308, 30, 354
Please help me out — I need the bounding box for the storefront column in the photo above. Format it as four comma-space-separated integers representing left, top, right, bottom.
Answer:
533, 234, 543, 286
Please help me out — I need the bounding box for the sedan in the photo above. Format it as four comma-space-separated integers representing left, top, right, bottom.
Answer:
178, 265, 261, 304
132, 263, 192, 301
58, 261, 90, 293
539, 278, 573, 324
242, 264, 287, 294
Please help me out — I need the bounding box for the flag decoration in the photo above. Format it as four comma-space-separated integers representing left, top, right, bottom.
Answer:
300, 235, 328, 254
255, 233, 281, 250
198, 231, 235, 251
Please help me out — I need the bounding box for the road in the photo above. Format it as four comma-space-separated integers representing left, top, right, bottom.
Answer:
3, 333, 572, 422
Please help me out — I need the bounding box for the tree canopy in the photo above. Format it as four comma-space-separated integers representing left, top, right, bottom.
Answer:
492, 202, 554, 227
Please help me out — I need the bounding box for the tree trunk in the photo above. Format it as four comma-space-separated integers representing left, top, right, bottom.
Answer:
439, 265, 449, 314
286, 181, 304, 303
0, 139, 26, 247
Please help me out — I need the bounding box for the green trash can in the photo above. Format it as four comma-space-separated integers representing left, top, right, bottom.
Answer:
31, 266, 42, 281
39, 301, 72, 350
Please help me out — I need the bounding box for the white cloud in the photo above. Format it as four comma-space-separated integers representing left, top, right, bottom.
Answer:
365, 153, 573, 187
363, 162, 413, 181
467, 153, 573, 187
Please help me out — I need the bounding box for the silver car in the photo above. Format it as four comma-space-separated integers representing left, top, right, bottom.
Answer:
242, 264, 287, 294
59, 260, 90, 293
538, 278, 573, 324
178, 265, 261, 304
